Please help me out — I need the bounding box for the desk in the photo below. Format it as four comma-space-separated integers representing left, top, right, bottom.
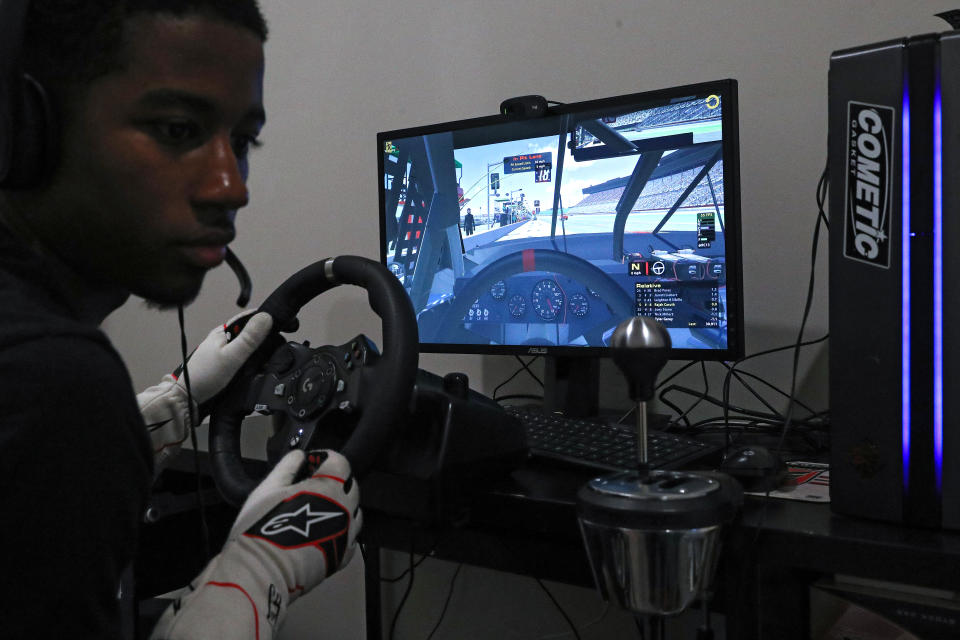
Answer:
139, 455, 960, 639
360, 459, 960, 640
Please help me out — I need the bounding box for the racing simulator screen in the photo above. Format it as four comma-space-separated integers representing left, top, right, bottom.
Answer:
378, 79, 743, 360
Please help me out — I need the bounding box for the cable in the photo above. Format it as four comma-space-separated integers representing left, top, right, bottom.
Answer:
536, 602, 611, 640
656, 163, 830, 458
656, 360, 700, 391
533, 577, 582, 640
496, 393, 545, 404
665, 361, 710, 429
177, 304, 211, 561
775, 163, 830, 457
724, 368, 821, 419
388, 544, 417, 640
720, 333, 829, 449
660, 384, 788, 423
735, 161, 831, 604
616, 360, 702, 424
381, 527, 439, 583
492, 356, 543, 400
515, 355, 544, 387
723, 366, 783, 420
719, 334, 829, 407
688, 412, 828, 433
719, 164, 830, 447
492, 367, 526, 401
633, 615, 646, 639
486, 534, 581, 639
425, 563, 464, 640
651, 340, 829, 452
379, 551, 431, 583
634, 616, 664, 640
624, 360, 701, 422
385, 525, 448, 637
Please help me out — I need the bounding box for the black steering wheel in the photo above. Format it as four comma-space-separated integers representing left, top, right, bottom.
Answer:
430, 248, 635, 344
208, 255, 419, 507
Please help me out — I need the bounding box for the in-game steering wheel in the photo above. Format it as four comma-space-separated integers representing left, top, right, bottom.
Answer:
432, 248, 635, 344
208, 255, 419, 507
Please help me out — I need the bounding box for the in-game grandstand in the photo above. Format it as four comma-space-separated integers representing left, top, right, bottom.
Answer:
379, 88, 735, 353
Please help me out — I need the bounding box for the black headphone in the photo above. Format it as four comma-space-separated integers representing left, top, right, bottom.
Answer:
0, 0, 58, 188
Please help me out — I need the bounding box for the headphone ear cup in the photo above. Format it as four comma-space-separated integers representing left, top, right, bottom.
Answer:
3, 72, 57, 188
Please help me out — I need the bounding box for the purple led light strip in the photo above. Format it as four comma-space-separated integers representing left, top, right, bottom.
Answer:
933, 71, 943, 493
902, 81, 911, 491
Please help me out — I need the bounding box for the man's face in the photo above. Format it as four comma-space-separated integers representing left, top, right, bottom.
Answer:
36, 14, 265, 306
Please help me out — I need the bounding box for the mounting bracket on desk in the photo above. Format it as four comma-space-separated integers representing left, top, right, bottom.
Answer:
364, 369, 528, 524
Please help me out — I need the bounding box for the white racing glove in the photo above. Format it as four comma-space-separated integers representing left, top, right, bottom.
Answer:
138, 310, 274, 474
150, 449, 362, 640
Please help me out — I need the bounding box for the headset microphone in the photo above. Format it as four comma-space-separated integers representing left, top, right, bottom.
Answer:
224, 247, 252, 308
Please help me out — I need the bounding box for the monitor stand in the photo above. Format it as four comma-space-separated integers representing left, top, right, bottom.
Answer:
543, 356, 600, 418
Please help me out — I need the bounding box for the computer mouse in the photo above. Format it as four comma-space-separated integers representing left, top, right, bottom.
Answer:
719, 445, 787, 492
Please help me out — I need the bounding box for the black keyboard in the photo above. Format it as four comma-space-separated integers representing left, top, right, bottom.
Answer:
506, 406, 720, 474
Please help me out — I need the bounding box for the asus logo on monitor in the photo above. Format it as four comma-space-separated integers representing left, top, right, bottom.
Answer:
844, 101, 894, 269
528, 347, 549, 355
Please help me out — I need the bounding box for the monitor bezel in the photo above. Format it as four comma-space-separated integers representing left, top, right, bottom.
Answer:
377, 78, 744, 362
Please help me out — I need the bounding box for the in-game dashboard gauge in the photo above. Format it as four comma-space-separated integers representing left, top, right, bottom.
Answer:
490, 279, 507, 300
568, 293, 590, 318
467, 300, 490, 321
508, 294, 527, 318
531, 279, 565, 321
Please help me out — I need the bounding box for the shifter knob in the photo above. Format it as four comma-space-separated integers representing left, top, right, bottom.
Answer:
610, 317, 671, 402
611, 317, 671, 472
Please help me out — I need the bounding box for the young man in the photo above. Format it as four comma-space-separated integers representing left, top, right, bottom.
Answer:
0, 2, 359, 638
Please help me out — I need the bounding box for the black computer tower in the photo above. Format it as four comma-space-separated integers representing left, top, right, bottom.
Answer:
828, 30, 960, 529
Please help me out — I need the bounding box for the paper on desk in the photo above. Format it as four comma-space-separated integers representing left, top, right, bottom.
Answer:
820, 602, 920, 640
744, 461, 830, 502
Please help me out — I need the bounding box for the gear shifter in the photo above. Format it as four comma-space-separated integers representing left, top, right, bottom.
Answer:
576, 317, 742, 621
610, 317, 671, 473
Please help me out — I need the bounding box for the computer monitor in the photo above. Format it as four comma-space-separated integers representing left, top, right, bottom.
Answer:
378, 80, 743, 410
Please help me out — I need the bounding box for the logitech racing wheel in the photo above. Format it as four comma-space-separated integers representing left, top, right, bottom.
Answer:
208, 256, 419, 507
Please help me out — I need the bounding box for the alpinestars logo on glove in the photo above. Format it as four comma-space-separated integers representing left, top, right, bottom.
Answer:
244, 493, 350, 574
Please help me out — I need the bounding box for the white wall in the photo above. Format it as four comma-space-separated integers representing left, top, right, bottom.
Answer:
105, 1, 958, 637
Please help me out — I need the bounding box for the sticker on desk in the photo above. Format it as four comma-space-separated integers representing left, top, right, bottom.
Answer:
745, 461, 830, 502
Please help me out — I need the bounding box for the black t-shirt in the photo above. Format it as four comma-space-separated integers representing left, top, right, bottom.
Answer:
0, 222, 153, 638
